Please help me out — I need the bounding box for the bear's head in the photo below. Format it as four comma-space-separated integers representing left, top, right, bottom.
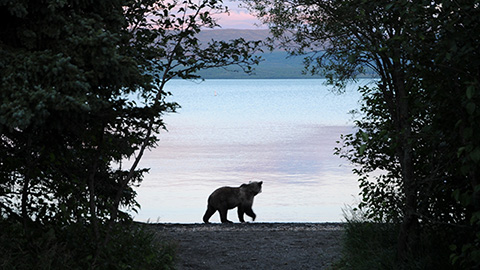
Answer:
241, 181, 262, 195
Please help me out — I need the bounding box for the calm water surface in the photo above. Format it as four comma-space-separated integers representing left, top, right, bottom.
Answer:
129, 79, 368, 223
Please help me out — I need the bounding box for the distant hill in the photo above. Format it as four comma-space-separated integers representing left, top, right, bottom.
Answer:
194, 29, 319, 79
197, 29, 271, 42
191, 29, 375, 79
195, 50, 319, 79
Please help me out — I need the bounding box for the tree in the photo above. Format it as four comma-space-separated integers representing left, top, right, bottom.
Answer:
245, 0, 480, 267
415, 2, 480, 267
0, 0, 260, 267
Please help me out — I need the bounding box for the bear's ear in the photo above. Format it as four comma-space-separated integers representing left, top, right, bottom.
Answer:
259, 181, 263, 185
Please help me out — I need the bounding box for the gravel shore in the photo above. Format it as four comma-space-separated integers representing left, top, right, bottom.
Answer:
151, 223, 345, 270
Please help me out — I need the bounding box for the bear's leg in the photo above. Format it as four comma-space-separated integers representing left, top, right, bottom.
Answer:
244, 206, 256, 221
219, 207, 232, 223
203, 205, 216, 224
237, 206, 245, 223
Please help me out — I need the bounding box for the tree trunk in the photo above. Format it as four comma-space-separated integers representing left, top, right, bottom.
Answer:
393, 61, 418, 263
397, 145, 418, 263
21, 176, 31, 230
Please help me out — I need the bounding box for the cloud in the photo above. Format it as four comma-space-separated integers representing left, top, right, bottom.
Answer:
214, 0, 266, 29
214, 10, 265, 29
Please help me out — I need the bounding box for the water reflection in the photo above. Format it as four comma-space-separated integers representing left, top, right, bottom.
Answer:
129, 79, 364, 223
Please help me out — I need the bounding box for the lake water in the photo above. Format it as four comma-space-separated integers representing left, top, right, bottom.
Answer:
129, 79, 367, 223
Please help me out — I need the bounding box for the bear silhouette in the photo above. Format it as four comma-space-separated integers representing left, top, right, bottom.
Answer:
203, 181, 263, 223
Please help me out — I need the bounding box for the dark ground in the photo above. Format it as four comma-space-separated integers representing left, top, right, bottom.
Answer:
151, 223, 345, 270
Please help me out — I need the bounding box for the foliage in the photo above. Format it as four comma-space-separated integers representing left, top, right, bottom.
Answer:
1, 0, 260, 267
334, 208, 457, 270
336, 85, 404, 224
417, 2, 480, 267
334, 208, 400, 270
0, 219, 176, 269
245, 0, 480, 268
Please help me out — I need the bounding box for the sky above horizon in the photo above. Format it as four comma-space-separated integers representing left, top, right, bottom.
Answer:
214, 0, 266, 29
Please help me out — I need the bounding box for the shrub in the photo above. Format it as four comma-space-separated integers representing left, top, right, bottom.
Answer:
334, 207, 459, 270
0, 219, 176, 270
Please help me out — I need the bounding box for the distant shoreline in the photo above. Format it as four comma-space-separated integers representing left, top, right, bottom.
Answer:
190, 29, 377, 80
174, 76, 378, 80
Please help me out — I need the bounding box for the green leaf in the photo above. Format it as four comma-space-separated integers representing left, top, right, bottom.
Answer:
466, 85, 475, 99
359, 144, 367, 155
359, 130, 368, 141
452, 189, 461, 201
470, 147, 480, 163
470, 211, 480, 223
466, 102, 476, 115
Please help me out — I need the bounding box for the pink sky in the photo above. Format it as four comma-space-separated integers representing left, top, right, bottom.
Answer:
214, 0, 266, 29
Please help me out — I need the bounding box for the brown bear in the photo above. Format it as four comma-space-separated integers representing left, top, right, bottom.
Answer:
203, 181, 263, 223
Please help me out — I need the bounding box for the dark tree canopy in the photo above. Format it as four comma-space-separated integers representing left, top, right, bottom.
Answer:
245, 0, 480, 267
0, 0, 261, 268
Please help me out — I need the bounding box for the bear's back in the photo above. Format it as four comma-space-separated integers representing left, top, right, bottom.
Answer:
209, 186, 241, 205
